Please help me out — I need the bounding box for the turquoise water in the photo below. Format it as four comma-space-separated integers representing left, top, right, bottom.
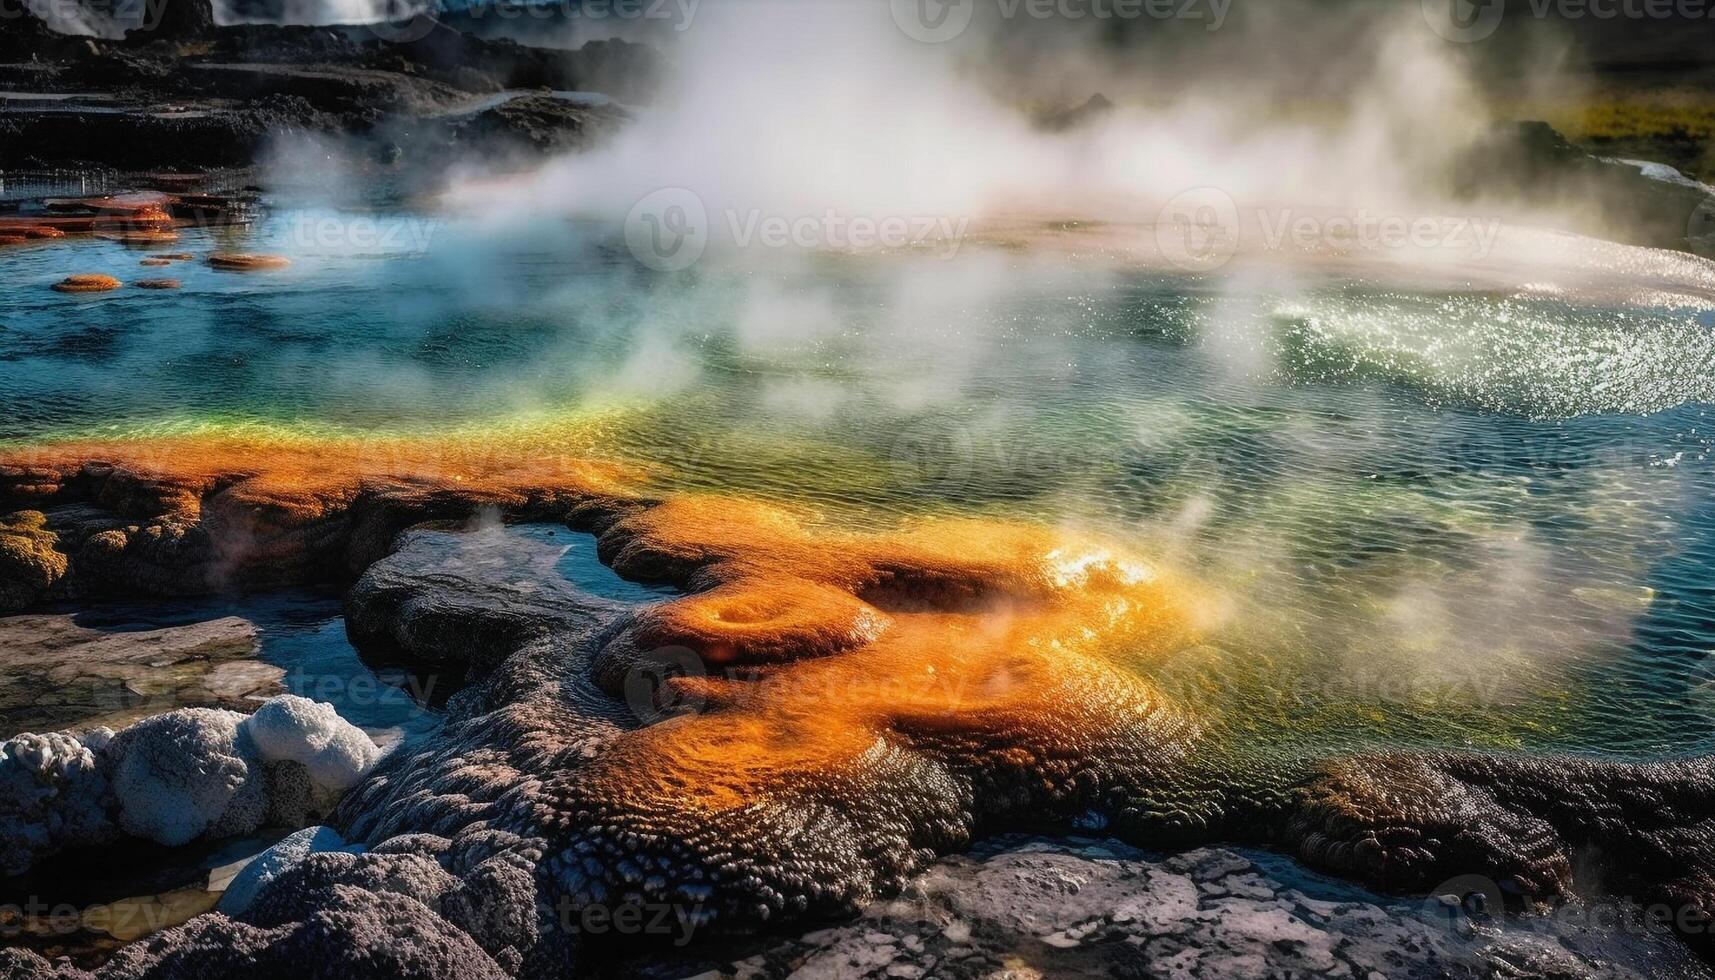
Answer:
3, 206, 1715, 760
513, 523, 682, 602
58, 591, 439, 743
16, 527, 673, 740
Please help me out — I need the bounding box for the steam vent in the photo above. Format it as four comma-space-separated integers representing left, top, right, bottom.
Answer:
4, 3, 1715, 979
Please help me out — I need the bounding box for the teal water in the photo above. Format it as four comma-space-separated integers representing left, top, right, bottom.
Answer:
3, 206, 1715, 760
20, 527, 673, 740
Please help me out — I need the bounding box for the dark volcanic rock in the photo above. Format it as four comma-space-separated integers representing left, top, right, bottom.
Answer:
7, 459, 1715, 973
0, 608, 276, 733
146, 0, 217, 40
60, 885, 511, 980
0, 15, 661, 170
618, 839, 1709, 980
0, 94, 334, 171
394, 26, 664, 103
344, 523, 630, 685
1454, 120, 1715, 252
450, 94, 631, 158
1288, 749, 1715, 960
181, 62, 474, 116
8, 834, 1707, 979
0, 2, 77, 59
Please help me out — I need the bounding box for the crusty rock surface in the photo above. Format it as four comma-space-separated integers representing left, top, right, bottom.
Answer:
0, 512, 67, 614
612, 838, 1710, 979
338, 519, 1715, 971
1288, 751, 1715, 944
7, 837, 1707, 979
0, 696, 381, 876
0, 729, 115, 878
21, 883, 513, 980
5, 445, 1715, 974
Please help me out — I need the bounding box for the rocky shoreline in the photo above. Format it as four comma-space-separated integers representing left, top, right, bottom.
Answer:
1, 439, 1714, 976
621, 837, 1708, 979
0, 0, 654, 173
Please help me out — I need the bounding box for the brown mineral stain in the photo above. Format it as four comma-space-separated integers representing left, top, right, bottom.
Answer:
208, 253, 290, 271
51, 275, 122, 294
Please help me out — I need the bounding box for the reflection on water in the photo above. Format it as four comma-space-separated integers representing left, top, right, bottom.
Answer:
2, 210, 1714, 763
0, 527, 672, 741
8, 590, 438, 746
510, 523, 682, 603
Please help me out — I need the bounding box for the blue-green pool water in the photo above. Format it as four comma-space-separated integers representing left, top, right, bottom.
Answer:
3, 205, 1714, 760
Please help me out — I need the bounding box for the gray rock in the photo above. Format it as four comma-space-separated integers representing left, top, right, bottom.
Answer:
0, 605, 271, 738
216, 825, 362, 917
638, 838, 1710, 980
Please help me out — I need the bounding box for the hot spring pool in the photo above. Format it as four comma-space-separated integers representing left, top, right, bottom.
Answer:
2, 204, 1713, 764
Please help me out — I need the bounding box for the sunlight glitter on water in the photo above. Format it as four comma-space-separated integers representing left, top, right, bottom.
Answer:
4, 211, 1714, 762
